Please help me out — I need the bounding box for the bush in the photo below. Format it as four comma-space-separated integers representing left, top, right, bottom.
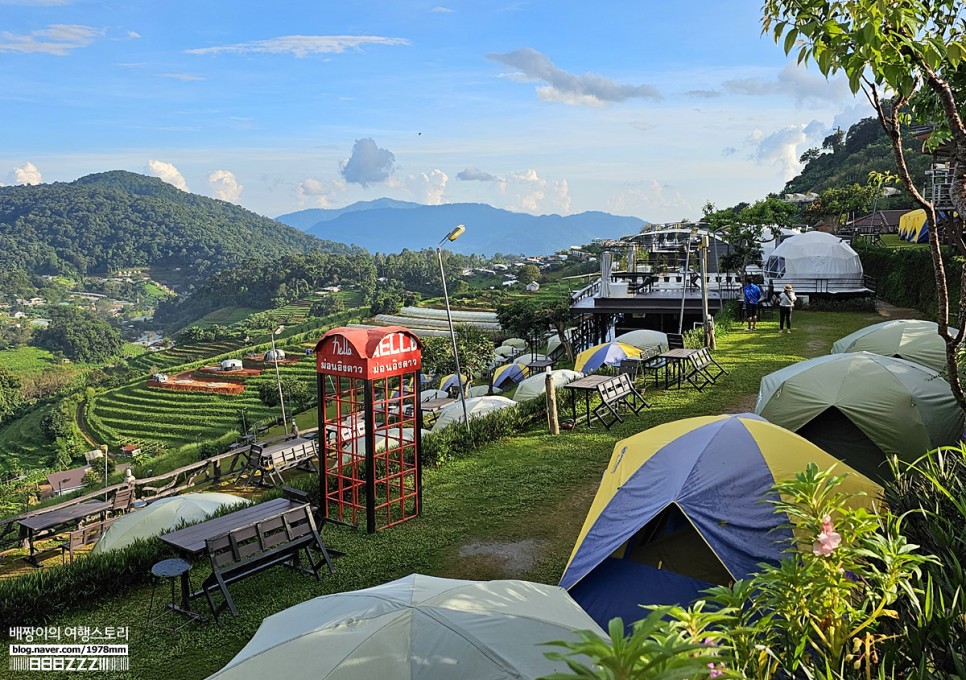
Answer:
422, 398, 546, 467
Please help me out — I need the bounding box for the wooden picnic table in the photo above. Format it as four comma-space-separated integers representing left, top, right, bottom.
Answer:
160, 497, 301, 556
526, 359, 554, 376
562, 374, 617, 425
657, 348, 702, 389
18, 499, 112, 567
419, 397, 456, 428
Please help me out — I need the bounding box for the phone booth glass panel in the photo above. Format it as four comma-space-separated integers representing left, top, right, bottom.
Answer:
315, 327, 422, 533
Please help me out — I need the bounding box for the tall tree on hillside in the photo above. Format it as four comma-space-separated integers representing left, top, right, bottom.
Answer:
763, 0, 966, 412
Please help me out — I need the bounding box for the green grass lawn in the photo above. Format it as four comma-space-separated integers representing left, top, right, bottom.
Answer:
0, 307, 899, 680
0, 346, 59, 374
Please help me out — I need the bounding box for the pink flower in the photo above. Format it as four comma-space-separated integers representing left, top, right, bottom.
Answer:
812, 514, 842, 556
708, 662, 725, 679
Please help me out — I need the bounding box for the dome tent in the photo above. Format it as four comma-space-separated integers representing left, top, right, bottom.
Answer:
263, 348, 286, 361
755, 352, 965, 482
560, 414, 880, 630
614, 329, 668, 353
492, 362, 526, 388
512, 369, 583, 402
831, 319, 953, 374
573, 342, 642, 374
763, 231, 865, 293
207, 574, 605, 680
432, 396, 517, 432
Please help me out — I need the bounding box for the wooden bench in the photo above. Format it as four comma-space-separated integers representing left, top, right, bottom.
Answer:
235, 438, 319, 487
201, 504, 335, 622
592, 373, 650, 429
60, 518, 115, 564
682, 348, 727, 391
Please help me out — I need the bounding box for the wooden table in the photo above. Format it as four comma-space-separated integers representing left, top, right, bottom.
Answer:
419, 397, 456, 428
18, 500, 112, 567
657, 348, 701, 389
526, 359, 554, 376
160, 497, 301, 556
562, 375, 617, 425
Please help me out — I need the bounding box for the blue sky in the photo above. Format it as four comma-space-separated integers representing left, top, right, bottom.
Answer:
0, 1, 868, 224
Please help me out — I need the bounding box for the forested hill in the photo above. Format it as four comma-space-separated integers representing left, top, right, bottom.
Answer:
783, 116, 931, 205
0, 171, 347, 283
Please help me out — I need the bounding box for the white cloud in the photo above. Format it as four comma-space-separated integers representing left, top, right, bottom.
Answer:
457, 167, 498, 182
607, 179, 691, 217
504, 168, 571, 214
431, 6, 454, 13
747, 125, 811, 180
208, 170, 243, 203
159, 72, 204, 81
297, 177, 346, 208
340, 138, 395, 186
723, 62, 851, 107
10, 162, 42, 185
127, 31, 141, 39
401, 169, 448, 205
487, 48, 661, 106
0, 24, 102, 56
145, 159, 188, 191
186, 35, 410, 58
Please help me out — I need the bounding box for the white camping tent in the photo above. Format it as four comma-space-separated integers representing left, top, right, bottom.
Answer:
763, 231, 865, 293
614, 329, 668, 353
207, 574, 605, 680
432, 396, 517, 432
513, 369, 584, 402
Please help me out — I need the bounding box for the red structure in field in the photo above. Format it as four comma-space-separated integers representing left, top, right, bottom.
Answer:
315, 326, 423, 533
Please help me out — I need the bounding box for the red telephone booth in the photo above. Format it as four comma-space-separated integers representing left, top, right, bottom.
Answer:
315, 326, 423, 533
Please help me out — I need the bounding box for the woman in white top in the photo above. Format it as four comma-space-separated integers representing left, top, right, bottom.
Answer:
778, 284, 797, 333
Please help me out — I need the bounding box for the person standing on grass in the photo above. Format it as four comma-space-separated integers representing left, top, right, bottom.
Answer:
742, 278, 763, 331
779, 284, 797, 333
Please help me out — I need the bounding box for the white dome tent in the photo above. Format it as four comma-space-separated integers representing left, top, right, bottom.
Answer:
432, 396, 517, 432
763, 231, 867, 294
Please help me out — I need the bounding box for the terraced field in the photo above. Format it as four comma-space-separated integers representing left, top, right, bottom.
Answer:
126, 339, 247, 373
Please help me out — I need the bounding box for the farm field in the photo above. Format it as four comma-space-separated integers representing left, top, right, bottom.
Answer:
0, 346, 59, 374
125, 339, 248, 374
194, 306, 261, 327
0, 404, 54, 472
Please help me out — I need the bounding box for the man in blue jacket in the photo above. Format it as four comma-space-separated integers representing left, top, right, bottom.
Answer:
742, 279, 763, 331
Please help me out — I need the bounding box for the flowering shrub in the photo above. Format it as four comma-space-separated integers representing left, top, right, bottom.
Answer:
543, 464, 932, 679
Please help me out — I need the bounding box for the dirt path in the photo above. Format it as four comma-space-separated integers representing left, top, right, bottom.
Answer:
75, 400, 99, 447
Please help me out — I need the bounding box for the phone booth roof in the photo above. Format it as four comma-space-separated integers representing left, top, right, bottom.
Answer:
315, 326, 422, 380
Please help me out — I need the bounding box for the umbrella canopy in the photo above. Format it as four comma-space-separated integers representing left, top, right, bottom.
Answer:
432, 396, 517, 432
208, 574, 605, 680
439, 373, 470, 392
831, 319, 953, 374
756, 352, 965, 481
573, 342, 642, 374
503, 337, 528, 349
512, 369, 583, 402
561, 413, 881, 629
492, 363, 526, 389
92, 492, 250, 553
614, 329, 669, 353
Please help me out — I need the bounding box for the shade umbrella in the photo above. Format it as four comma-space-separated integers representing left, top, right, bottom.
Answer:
92, 492, 250, 553
432, 396, 517, 432
831, 319, 953, 374
439, 373, 469, 392
512, 369, 584, 402
207, 574, 605, 680
614, 329, 669, 353
503, 337, 528, 349
492, 363, 526, 388
573, 342, 642, 374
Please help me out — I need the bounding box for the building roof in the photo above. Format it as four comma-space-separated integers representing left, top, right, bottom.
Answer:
46, 466, 91, 493
846, 210, 908, 229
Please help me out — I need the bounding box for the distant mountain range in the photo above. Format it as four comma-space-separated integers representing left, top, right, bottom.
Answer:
277, 201, 646, 255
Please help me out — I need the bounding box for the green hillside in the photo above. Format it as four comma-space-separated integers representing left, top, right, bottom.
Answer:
0, 171, 351, 283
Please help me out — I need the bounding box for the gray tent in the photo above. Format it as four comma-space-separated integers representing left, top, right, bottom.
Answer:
831, 319, 952, 374
756, 352, 964, 481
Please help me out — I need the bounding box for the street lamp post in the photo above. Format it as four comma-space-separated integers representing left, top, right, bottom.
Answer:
436, 225, 470, 431
270, 325, 289, 434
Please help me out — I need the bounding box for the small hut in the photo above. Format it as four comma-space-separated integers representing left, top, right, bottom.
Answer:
264, 349, 286, 362
221, 359, 243, 371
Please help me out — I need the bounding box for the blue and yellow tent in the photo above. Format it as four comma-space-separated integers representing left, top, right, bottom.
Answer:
439, 373, 470, 393
560, 413, 880, 629
899, 209, 928, 242
492, 363, 526, 389
573, 342, 642, 374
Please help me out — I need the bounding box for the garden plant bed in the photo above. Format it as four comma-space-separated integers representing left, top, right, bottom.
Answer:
195, 366, 263, 379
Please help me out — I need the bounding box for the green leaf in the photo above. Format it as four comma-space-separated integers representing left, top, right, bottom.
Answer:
783, 27, 799, 55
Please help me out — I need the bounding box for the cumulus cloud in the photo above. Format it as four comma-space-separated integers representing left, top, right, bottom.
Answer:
487, 48, 661, 105
0, 24, 103, 55
502, 168, 570, 214
746, 125, 813, 180
340, 138, 395, 187
297, 177, 346, 207
10, 162, 42, 185
457, 166, 498, 182
146, 159, 188, 191
399, 169, 448, 205
208, 170, 243, 203
186, 35, 410, 57
723, 62, 851, 106
607, 179, 690, 217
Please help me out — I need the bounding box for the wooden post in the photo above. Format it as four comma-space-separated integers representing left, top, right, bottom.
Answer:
545, 370, 560, 435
